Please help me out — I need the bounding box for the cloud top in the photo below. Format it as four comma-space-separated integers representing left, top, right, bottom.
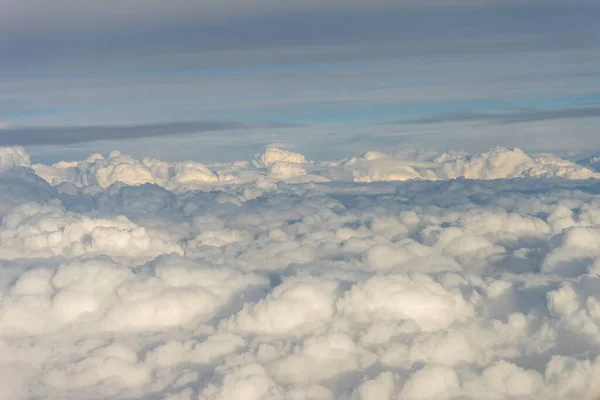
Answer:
27, 146, 600, 195
1, 145, 600, 399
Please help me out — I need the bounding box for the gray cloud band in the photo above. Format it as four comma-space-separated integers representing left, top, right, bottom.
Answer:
399, 104, 600, 125
0, 121, 250, 146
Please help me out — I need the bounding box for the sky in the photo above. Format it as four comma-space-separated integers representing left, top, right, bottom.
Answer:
5, 3, 600, 397
2, 0, 600, 162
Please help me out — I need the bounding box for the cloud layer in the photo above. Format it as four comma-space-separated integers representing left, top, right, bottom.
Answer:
3, 145, 600, 399
0, 122, 248, 146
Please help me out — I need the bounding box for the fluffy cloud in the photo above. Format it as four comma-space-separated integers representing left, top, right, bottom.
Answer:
579, 152, 600, 172
350, 147, 600, 182
0, 201, 181, 260
32, 150, 219, 190
0, 146, 30, 170
3, 145, 600, 399
0, 254, 267, 336
337, 274, 475, 332
252, 147, 306, 168
29, 146, 600, 195
224, 277, 339, 336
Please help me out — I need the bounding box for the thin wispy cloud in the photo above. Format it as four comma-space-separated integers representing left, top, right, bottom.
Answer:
0, 121, 303, 146
398, 103, 600, 125
2, 0, 599, 157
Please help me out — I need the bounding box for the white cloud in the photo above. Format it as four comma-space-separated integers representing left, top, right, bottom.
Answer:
43, 343, 151, 392
3, 145, 600, 399
0, 201, 181, 260
199, 363, 282, 400
28, 146, 600, 196
267, 332, 376, 385
0, 146, 30, 170
349, 371, 398, 400
349, 147, 600, 183
462, 361, 544, 399
224, 277, 339, 337
399, 364, 460, 400
252, 147, 307, 169
337, 274, 475, 332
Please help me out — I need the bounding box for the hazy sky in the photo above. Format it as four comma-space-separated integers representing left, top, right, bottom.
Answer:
4, 6, 600, 397
2, 0, 600, 161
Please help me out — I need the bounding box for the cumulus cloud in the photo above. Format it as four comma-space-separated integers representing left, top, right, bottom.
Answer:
0, 146, 30, 170
338, 274, 475, 332
28, 146, 600, 197
3, 145, 600, 399
349, 147, 600, 182
579, 152, 600, 172
252, 147, 307, 168
0, 201, 181, 260
224, 277, 340, 337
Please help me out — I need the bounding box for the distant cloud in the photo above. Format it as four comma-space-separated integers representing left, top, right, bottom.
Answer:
0, 121, 302, 146
24, 145, 600, 193
3, 0, 599, 140
401, 104, 600, 125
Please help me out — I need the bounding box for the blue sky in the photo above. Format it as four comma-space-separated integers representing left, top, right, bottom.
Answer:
1, 0, 600, 162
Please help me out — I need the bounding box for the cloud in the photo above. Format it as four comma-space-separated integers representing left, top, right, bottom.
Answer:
0, 146, 30, 169
33, 150, 222, 190
252, 147, 306, 169
26, 146, 600, 196
0, 201, 182, 261
338, 274, 475, 332
0, 121, 248, 146
404, 104, 600, 125
578, 152, 600, 172
346, 147, 600, 182
3, 0, 579, 37
224, 277, 339, 337
3, 145, 600, 398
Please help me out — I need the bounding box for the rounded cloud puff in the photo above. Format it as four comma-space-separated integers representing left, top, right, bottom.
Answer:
0, 146, 30, 170
34, 151, 220, 191
268, 161, 307, 179
171, 161, 219, 183
0, 202, 181, 260
43, 343, 151, 392
0, 255, 268, 336
268, 332, 376, 385
200, 363, 282, 400
399, 364, 460, 400
351, 146, 600, 182
252, 147, 306, 168
462, 361, 544, 398
337, 274, 475, 332
224, 277, 339, 336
